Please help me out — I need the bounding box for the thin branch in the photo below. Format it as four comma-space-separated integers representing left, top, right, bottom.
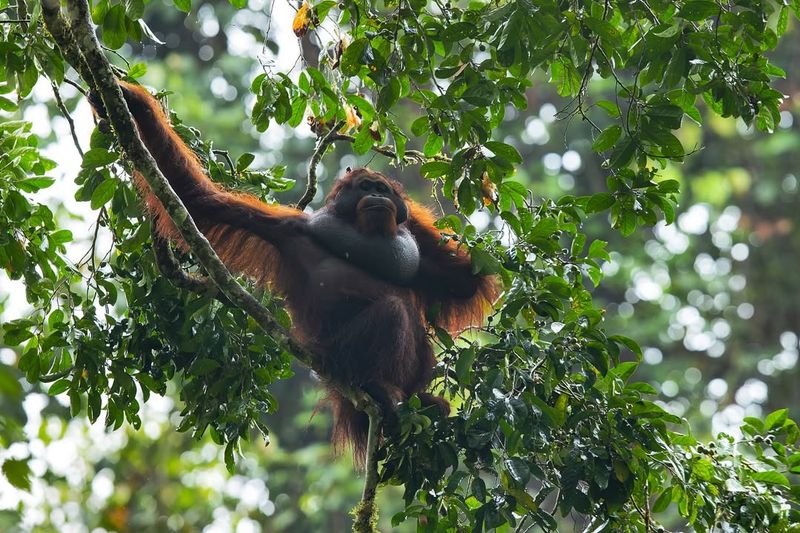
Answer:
39, 367, 73, 383
63, 77, 88, 95
0, 18, 30, 23
213, 149, 237, 179
351, 403, 383, 533
51, 79, 84, 156
330, 133, 451, 164
151, 225, 226, 300
297, 120, 344, 210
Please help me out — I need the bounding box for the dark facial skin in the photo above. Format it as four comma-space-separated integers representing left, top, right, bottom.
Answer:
332, 173, 409, 237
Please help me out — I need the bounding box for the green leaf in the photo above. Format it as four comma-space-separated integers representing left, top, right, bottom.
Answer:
92, 0, 109, 24
766, 409, 789, 430
692, 458, 714, 481
2, 459, 31, 491
550, 58, 581, 97
224, 441, 236, 473
0, 96, 18, 112
128, 63, 147, 79
424, 135, 444, 157
751, 471, 790, 486
377, 78, 401, 111
504, 458, 531, 486
90, 178, 118, 209
420, 161, 450, 179
47, 379, 72, 396
17, 177, 55, 192
645, 104, 684, 130
340, 38, 370, 77
596, 100, 621, 118
352, 126, 374, 155
82, 148, 118, 169
652, 489, 672, 512
677, 1, 719, 21
586, 192, 615, 213
49, 229, 73, 245
462, 82, 497, 107
592, 125, 622, 152
125, 0, 145, 19
608, 137, 637, 169
236, 153, 255, 172
485, 141, 522, 164
102, 5, 128, 49
174, 0, 192, 12
455, 346, 476, 384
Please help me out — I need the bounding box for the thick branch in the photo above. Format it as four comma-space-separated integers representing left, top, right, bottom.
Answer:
40, 0, 95, 88
43, 0, 385, 510
48, 0, 310, 366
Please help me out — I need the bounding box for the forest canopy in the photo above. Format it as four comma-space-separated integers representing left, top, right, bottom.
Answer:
1, 0, 799, 531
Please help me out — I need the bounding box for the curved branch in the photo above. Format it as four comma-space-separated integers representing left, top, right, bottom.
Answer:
42, 0, 386, 515
330, 133, 451, 164
297, 120, 344, 210
44, 0, 311, 367
50, 79, 83, 156
150, 225, 227, 301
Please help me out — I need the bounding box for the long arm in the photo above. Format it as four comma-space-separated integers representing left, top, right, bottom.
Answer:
94, 82, 307, 284
406, 202, 499, 333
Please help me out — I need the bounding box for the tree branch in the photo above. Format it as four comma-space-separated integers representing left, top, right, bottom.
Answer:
43, 0, 310, 369
296, 120, 344, 210
150, 225, 226, 299
41, 5, 385, 507
40, 0, 95, 88
351, 402, 383, 533
330, 133, 451, 164
51, 79, 84, 156
43, 1, 386, 517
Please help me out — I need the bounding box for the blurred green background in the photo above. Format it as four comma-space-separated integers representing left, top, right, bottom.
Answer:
1, 1, 798, 530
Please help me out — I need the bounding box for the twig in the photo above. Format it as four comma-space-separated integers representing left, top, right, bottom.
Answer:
351, 402, 383, 533
63, 77, 88, 95
297, 120, 344, 210
0, 18, 30, 23
330, 133, 451, 164
151, 225, 226, 300
51, 79, 84, 156
39, 367, 73, 383
213, 149, 237, 179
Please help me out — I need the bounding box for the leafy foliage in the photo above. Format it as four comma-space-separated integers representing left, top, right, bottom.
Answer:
1, 0, 799, 530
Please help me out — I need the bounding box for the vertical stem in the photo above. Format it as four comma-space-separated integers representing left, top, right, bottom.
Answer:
351, 404, 382, 532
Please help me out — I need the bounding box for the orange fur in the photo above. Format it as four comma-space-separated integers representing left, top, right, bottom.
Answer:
99, 82, 499, 462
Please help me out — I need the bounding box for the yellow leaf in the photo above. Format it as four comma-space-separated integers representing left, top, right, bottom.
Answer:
481, 171, 498, 206
340, 104, 362, 133
292, 2, 313, 37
